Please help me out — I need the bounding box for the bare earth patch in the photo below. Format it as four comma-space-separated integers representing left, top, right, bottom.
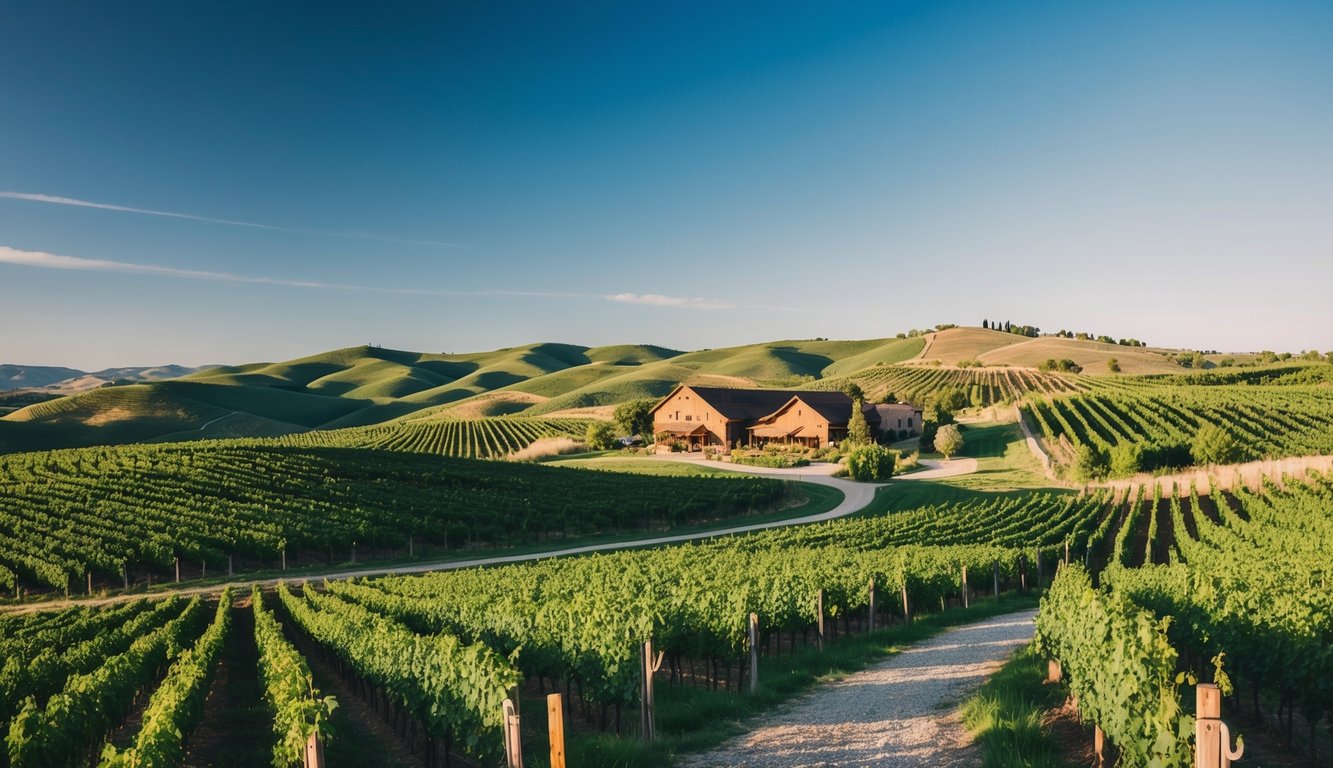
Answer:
84, 406, 137, 426
679, 610, 1036, 768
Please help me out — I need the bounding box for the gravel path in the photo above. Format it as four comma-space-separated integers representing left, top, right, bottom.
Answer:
678, 609, 1037, 768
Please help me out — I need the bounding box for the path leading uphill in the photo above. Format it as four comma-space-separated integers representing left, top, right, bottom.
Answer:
679, 609, 1038, 768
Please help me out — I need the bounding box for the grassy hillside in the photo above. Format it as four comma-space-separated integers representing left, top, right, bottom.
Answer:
911, 327, 1181, 374
1, 331, 1296, 455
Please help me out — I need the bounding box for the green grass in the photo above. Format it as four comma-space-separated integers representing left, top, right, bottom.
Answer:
527, 594, 1040, 768
959, 642, 1076, 768
932, 420, 1056, 491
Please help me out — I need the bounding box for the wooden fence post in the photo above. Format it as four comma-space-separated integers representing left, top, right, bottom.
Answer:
867, 578, 876, 632
1094, 725, 1108, 768
1019, 554, 1027, 593
816, 590, 825, 652
992, 559, 1000, 601
961, 566, 969, 609
547, 693, 566, 768
1036, 547, 1044, 591
503, 698, 523, 768
1064, 539, 1070, 564
1046, 659, 1062, 683
901, 583, 910, 623
640, 639, 664, 740
1195, 683, 1244, 768
303, 732, 325, 768
282, 549, 287, 571
748, 613, 759, 693
175, 557, 181, 583
228, 554, 234, 577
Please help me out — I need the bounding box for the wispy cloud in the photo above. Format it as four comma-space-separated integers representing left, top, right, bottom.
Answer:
605, 292, 733, 310
0, 191, 458, 247
0, 246, 741, 311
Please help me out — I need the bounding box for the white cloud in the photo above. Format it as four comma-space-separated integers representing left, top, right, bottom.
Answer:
0, 246, 737, 310
0, 191, 457, 247
605, 292, 732, 310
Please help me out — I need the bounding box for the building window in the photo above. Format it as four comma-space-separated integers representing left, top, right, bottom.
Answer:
685, 415, 692, 421
908, 417, 914, 428
897, 418, 902, 429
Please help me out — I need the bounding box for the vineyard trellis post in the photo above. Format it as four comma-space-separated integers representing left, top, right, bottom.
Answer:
816, 590, 825, 652
867, 578, 876, 632
303, 732, 325, 768
174, 556, 180, 583
640, 639, 664, 741
992, 560, 1000, 601
1036, 546, 1044, 591
503, 698, 523, 768
901, 583, 910, 623
547, 693, 566, 768
228, 554, 234, 577
961, 566, 969, 609
748, 613, 759, 693
86, 570, 92, 595
1195, 683, 1244, 768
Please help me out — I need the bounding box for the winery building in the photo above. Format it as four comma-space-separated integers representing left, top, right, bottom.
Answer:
650, 385, 922, 451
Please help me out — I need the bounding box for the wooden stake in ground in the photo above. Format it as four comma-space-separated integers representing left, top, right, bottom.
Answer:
961, 566, 969, 609
546, 693, 566, 768
901, 583, 911, 623
992, 559, 1000, 601
303, 732, 325, 768
816, 590, 826, 652
1195, 683, 1244, 768
640, 639, 665, 740
503, 698, 523, 768
867, 578, 876, 632
748, 613, 759, 693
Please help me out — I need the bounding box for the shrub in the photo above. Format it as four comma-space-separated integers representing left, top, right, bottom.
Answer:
894, 450, 920, 474
585, 422, 617, 450
1106, 358, 1121, 374
730, 450, 809, 469
1190, 424, 1243, 465
1071, 444, 1109, 482
1108, 443, 1142, 478
844, 444, 896, 481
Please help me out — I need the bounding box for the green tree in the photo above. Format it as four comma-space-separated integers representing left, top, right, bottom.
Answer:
1190, 424, 1242, 465
841, 382, 866, 402
1108, 443, 1142, 477
1106, 357, 1121, 374
612, 398, 656, 442
584, 421, 617, 451
844, 444, 896, 481
846, 399, 872, 446
1072, 444, 1109, 482
934, 424, 964, 459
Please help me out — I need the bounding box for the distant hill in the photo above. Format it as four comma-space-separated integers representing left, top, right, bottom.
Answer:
0, 363, 209, 392
0, 328, 1301, 454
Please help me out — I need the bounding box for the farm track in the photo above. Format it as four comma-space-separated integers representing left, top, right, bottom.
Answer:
1, 458, 977, 613
678, 609, 1037, 767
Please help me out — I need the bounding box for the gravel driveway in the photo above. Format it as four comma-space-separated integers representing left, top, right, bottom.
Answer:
678, 609, 1037, 768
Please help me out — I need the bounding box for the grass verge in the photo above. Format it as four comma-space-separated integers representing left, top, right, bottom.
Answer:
527, 593, 1039, 768
959, 642, 1075, 768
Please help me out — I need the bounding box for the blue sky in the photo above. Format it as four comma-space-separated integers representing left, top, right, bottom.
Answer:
2, 1, 1330, 368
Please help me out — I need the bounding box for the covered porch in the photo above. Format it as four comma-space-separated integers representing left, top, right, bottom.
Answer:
655, 422, 711, 451
747, 424, 821, 449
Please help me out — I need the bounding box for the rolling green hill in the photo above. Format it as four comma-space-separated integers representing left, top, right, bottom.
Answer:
2, 329, 1309, 455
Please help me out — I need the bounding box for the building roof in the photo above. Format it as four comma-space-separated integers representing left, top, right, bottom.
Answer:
752, 391, 856, 426
655, 421, 708, 435
653, 385, 799, 420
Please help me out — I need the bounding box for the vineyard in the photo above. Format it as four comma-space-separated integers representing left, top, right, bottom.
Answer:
2, 463, 1331, 764
0, 443, 791, 595
1023, 385, 1333, 473
1037, 471, 1333, 764
276, 417, 592, 460
806, 364, 1100, 409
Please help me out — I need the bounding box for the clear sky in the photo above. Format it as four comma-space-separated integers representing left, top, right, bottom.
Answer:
2, 1, 1330, 369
